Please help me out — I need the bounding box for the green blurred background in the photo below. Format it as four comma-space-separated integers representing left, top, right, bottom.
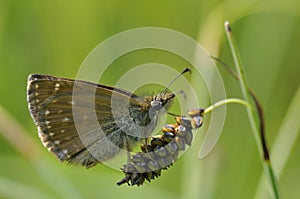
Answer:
0, 0, 299, 199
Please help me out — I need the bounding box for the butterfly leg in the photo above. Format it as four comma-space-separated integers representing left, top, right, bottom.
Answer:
124, 136, 132, 165
143, 138, 149, 153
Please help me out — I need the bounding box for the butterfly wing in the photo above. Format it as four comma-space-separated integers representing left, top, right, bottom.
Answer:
27, 74, 151, 168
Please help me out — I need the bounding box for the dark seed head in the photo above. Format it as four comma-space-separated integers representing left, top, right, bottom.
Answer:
162, 132, 175, 143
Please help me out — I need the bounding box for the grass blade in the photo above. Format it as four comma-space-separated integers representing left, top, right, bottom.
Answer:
224, 21, 280, 199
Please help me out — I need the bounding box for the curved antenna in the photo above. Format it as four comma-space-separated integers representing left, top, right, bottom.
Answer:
161, 68, 191, 95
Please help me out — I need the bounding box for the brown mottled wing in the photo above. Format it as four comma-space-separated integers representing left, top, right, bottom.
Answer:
27, 74, 150, 168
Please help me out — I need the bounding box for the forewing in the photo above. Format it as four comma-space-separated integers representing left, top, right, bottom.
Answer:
27, 74, 146, 168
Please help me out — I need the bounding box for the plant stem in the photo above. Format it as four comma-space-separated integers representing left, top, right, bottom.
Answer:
203, 98, 251, 115
224, 21, 280, 199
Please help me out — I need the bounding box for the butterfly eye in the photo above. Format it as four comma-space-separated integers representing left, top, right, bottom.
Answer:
150, 100, 162, 111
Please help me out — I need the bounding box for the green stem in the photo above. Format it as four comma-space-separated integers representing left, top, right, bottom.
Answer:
224, 21, 280, 199
203, 98, 251, 115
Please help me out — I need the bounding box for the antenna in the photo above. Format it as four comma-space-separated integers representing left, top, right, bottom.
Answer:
161, 68, 191, 95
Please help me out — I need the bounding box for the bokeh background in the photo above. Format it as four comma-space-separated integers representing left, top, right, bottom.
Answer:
0, 0, 299, 199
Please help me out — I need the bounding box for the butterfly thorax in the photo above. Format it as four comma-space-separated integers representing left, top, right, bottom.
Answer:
122, 93, 175, 141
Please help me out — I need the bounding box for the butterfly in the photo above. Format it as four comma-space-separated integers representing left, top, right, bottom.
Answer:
27, 73, 182, 168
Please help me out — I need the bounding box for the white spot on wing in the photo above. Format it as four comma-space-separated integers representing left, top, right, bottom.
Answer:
61, 129, 65, 133
57, 109, 63, 113
45, 120, 50, 125
55, 83, 60, 91
45, 110, 50, 115
62, 118, 70, 122
49, 132, 54, 136
55, 140, 60, 145
35, 84, 39, 89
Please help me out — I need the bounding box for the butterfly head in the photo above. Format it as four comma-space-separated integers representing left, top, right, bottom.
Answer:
150, 93, 175, 111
